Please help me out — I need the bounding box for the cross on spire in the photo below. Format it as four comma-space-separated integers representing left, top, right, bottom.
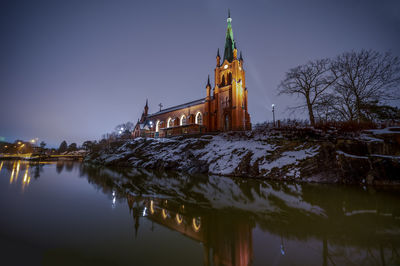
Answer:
158, 103, 163, 111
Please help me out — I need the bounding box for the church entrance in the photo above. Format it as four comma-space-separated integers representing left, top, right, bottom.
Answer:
224, 114, 230, 131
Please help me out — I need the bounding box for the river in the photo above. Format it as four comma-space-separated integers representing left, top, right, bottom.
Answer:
0, 160, 399, 265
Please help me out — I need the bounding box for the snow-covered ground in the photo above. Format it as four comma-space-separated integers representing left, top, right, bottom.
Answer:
87, 133, 322, 179
86, 128, 400, 184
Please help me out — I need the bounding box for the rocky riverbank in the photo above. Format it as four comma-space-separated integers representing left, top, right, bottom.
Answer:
85, 127, 400, 185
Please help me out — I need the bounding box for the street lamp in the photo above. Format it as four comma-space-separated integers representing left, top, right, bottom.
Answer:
30, 138, 39, 146
272, 104, 276, 127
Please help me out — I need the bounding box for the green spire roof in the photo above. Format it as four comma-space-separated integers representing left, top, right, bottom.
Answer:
223, 9, 235, 63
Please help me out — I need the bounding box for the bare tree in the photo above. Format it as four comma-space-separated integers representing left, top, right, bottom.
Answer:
114, 122, 134, 134
278, 59, 337, 126
332, 50, 400, 121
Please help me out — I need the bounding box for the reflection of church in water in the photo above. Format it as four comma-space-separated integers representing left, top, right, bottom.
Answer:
133, 11, 251, 138
126, 195, 253, 266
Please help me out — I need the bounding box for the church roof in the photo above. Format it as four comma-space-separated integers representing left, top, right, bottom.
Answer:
148, 98, 205, 117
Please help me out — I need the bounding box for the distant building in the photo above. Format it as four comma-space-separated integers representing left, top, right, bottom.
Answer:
133, 12, 251, 138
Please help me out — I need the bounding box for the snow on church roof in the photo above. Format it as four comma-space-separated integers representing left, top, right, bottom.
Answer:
148, 98, 205, 117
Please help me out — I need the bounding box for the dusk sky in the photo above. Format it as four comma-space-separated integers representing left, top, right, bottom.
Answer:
1, 0, 399, 147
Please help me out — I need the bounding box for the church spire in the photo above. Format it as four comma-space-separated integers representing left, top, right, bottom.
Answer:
207, 75, 211, 87
223, 9, 235, 63
144, 99, 149, 116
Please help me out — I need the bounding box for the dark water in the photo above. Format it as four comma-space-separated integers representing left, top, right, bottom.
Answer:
0, 160, 399, 266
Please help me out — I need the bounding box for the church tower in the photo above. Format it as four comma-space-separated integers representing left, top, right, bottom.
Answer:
213, 10, 251, 131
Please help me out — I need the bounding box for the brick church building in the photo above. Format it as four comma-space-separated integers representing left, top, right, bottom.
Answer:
133, 12, 251, 138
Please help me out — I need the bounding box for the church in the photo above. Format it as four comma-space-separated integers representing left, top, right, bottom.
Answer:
133, 12, 251, 138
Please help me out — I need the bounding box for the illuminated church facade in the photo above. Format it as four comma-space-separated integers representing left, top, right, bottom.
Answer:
133, 12, 251, 138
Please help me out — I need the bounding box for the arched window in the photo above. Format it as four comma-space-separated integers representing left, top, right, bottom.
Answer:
192, 217, 201, 232
195, 112, 202, 125
176, 213, 183, 225
167, 117, 172, 128
180, 115, 186, 126
221, 75, 225, 86
228, 72, 232, 84
155, 120, 160, 132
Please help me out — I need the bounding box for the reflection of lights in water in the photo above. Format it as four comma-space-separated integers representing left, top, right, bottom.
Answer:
143, 207, 147, 217
176, 213, 183, 224
192, 217, 201, 232
112, 191, 116, 208
8, 162, 32, 190
23, 167, 28, 182
162, 209, 168, 219
150, 200, 155, 214
280, 244, 285, 255
15, 161, 21, 182
22, 165, 31, 192
0, 161, 3, 173
10, 162, 16, 183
